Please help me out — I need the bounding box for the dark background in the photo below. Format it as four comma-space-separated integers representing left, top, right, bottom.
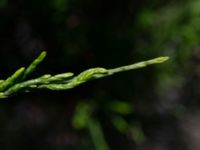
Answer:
1, 0, 200, 150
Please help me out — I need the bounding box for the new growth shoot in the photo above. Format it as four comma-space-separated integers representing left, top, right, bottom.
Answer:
0, 51, 169, 98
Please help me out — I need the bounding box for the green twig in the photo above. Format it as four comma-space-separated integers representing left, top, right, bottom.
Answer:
0, 51, 169, 99
0, 67, 25, 92
39, 57, 169, 90
23, 51, 46, 79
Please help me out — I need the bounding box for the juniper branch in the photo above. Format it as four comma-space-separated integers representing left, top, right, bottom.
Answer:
39, 57, 169, 90
0, 51, 169, 99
